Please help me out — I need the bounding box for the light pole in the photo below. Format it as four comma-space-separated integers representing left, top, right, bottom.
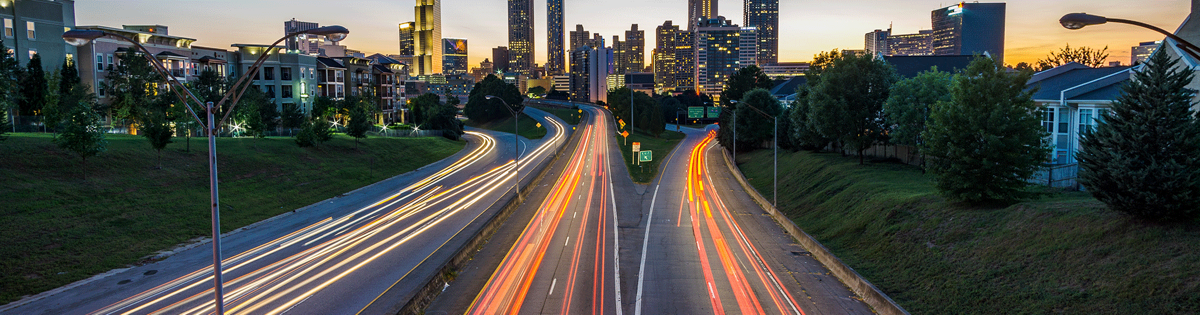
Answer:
738, 101, 778, 208
486, 95, 521, 203
64, 25, 348, 315
1059, 13, 1200, 60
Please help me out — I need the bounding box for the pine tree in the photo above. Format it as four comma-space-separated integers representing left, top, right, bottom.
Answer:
55, 105, 107, 179
346, 104, 372, 148
18, 54, 46, 116
141, 110, 173, 169
923, 56, 1050, 202
1077, 51, 1200, 220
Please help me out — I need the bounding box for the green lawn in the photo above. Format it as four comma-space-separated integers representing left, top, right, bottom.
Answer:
736, 149, 1200, 314
0, 133, 464, 304
465, 113, 547, 140
531, 105, 582, 125
618, 130, 685, 184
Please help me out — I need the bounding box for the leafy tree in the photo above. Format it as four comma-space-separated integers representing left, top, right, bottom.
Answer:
140, 110, 173, 169
280, 103, 306, 130
644, 98, 666, 137
659, 97, 684, 125
1012, 62, 1035, 72
607, 86, 658, 133
526, 85, 546, 96
296, 116, 335, 147
104, 50, 163, 123
1036, 44, 1109, 71
923, 56, 1049, 202
420, 95, 465, 140
409, 92, 442, 127
0, 111, 8, 141
464, 74, 522, 123
884, 68, 952, 166
346, 102, 372, 147
716, 66, 774, 150
776, 107, 797, 150
788, 85, 830, 151
0, 42, 19, 133
1077, 51, 1200, 220
55, 104, 107, 179
17, 54, 46, 116
233, 86, 274, 137
312, 96, 336, 119
734, 89, 783, 149
808, 51, 897, 164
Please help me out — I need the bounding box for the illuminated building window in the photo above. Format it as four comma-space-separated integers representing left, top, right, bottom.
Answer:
3, 19, 10, 38
26, 21, 33, 39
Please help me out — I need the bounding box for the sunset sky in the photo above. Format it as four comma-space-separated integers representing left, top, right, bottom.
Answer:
78, 0, 1191, 67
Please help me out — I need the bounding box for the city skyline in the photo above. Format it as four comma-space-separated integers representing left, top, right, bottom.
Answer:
77, 0, 1189, 69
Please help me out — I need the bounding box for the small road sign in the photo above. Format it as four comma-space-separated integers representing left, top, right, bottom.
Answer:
632, 142, 641, 152
536, 122, 542, 128
688, 106, 704, 119
618, 119, 626, 129
707, 107, 721, 118
639, 150, 652, 162
621, 131, 629, 138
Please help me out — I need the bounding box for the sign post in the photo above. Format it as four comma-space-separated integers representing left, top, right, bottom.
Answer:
707, 107, 721, 119
621, 130, 629, 145
639, 150, 652, 163
688, 106, 704, 119
632, 142, 641, 166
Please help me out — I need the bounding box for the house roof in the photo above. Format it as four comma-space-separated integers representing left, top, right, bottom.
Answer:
769, 76, 806, 97
196, 56, 225, 64
1026, 65, 1130, 101
883, 55, 975, 78
316, 57, 345, 69
1069, 80, 1126, 101
372, 64, 393, 73
367, 53, 402, 65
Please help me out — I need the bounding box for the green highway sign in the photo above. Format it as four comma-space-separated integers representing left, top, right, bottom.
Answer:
707, 107, 721, 118
688, 106, 704, 119
639, 150, 653, 162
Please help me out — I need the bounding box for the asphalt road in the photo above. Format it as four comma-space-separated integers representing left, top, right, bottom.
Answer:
629, 125, 874, 315
0, 107, 568, 315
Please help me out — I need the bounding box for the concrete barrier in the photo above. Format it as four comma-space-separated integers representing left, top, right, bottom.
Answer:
361, 111, 589, 315
718, 145, 910, 315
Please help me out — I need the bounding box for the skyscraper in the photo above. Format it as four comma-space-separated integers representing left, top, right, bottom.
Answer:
739, 27, 758, 68
696, 17, 743, 101
865, 28, 890, 55
931, 2, 1006, 63
570, 45, 610, 103
1131, 41, 1161, 65
493, 46, 510, 73
399, 22, 416, 56
674, 30, 696, 91
509, 0, 535, 75
744, 0, 778, 65
570, 24, 590, 52
443, 38, 468, 74
612, 35, 626, 74
655, 21, 680, 92
547, 0, 565, 75
888, 30, 934, 56
688, 0, 718, 31
285, 19, 321, 55
414, 0, 442, 75
625, 24, 645, 74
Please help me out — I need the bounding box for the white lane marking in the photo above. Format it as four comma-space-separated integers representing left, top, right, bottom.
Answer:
611, 181, 624, 315
565, 237, 570, 247
549, 278, 557, 296
633, 184, 661, 315
574, 211, 577, 218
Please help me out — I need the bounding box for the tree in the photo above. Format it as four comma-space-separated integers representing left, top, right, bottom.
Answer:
1012, 62, 1035, 72
807, 51, 897, 164
659, 97, 684, 125
789, 85, 830, 151
0, 42, 19, 135
55, 104, 107, 179
312, 96, 336, 119
17, 54, 46, 116
716, 66, 774, 151
735, 89, 783, 149
1077, 51, 1200, 220
1036, 44, 1109, 71
884, 68, 952, 166
923, 56, 1050, 202
464, 74, 522, 123
526, 85, 546, 96
607, 86, 659, 134
280, 103, 306, 130
419, 94, 465, 140
233, 86, 274, 137
409, 92, 442, 127
296, 116, 334, 147
346, 102, 372, 147
140, 110, 173, 169
104, 50, 162, 123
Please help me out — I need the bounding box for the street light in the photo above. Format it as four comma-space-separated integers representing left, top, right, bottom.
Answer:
64, 25, 348, 315
736, 100, 779, 209
1059, 13, 1200, 60
486, 95, 521, 203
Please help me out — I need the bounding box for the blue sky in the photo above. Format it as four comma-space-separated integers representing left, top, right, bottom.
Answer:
78, 0, 1190, 66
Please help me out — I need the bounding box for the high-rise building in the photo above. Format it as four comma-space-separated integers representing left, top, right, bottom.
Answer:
654, 21, 680, 92
744, 0, 778, 65
674, 30, 696, 91
931, 2, 1006, 63
414, 0, 442, 75
285, 19, 321, 55
493, 46, 510, 73
739, 27, 758, 68
443, 38, 468, 74
569, 45, 610, 103
865, 28, 890, 55
508, 0, 535, 75
1131, 41, 1161, 65
696, 17, 744, 101
547, 0, 564, 75
570, 24, 590, 52
612, 35, 625, 74
624, 24, 645, 75
399, 22, 416, 56
888, 30, 934, 56
688, 0, 717, 31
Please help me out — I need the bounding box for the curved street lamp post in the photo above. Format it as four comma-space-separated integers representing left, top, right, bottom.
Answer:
64, 25, 348, 315
1060, 13, 1200, 60
486, 95, 522, 203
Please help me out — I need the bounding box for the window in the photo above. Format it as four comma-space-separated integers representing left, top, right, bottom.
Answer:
1041, 107, 1055, 133
310, 68, 315, 79
96, 53, 104, 71
3, 19, 11, 38
27, 49, 36, 60
264, 85, 276, 98
263, 67, 274, 80
26, 21, 34, 40
282, 85, 293, 98
281, 67, 292, 81
335, 85, 344, 98
335, 70, 343, 83
1058, 108, 1070, 135
107, 54, 114, 70
1078, 109, 1093, 135
97, 80, 105, 97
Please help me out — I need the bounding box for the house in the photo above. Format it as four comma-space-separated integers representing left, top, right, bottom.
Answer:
1026, 62, 1132, 165
768, 76, 805, 108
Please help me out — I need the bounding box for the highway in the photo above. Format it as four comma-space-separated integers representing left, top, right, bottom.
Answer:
465, 105, 621, 315
630, 125, 873, 315
0, 107, 567, 315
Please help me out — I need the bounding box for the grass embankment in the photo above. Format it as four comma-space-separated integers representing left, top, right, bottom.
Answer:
736, 150, 1200, 314
618, 130, 684, 184
465, 113, 547, 140
0, 133, 464, 304
531, 105, 582, 125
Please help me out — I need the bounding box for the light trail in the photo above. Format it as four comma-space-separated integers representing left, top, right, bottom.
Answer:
89, 114, 568, 315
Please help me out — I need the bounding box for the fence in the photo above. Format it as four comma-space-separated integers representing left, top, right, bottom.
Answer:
838, 143, 1081, 190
